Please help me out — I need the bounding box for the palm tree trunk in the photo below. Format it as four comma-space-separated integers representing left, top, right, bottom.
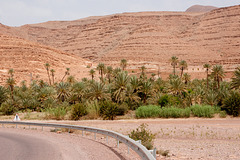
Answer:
61, 73, 67, 82
47, 70, 51, 85
52, 75, 55, 84
206, 70, 209, 89
100, 70, 103, 82
11, 86, 14, 101
173, 65, 176, 75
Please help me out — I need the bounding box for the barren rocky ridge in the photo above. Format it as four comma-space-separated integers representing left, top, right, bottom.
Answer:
0, 34, 92, 84
0, 5, 240, 83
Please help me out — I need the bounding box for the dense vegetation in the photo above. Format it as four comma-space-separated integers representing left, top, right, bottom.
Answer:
0, 57, 240, 120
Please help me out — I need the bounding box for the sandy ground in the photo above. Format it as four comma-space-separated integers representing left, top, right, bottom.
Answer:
1, 118, 240, 160
40, 118, 240, 160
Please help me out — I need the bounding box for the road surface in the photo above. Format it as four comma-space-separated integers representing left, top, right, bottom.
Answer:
0, 128, 130, 160
0, 131, 60, 160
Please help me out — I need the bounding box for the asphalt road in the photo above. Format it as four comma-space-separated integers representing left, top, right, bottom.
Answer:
0, 131, 62, 160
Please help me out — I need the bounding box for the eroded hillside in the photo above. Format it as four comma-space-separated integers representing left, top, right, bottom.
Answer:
0, 34, 92, 85
0, 5, 239, 79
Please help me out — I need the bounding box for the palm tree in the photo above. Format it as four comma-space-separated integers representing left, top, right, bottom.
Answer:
168, 77, 185, 96
130, 75, 141, 92
96, 63, 105, 82
139, 80, 153, 104
140, 65, 146, 78
112, 72, 129, 103
125, 85, 141, 109
203, 63, 211, 89
150, 73, 156, 81
211, 65, 225, 89
120, 59, 127, 71
50, 69, 55, 85
179, 60, 188, 78
89, 69, 96, 81
106, 66, 113, 83
182, 73, 191, 85
67, 75, 76, 85
56, 82, 70, 102
61, 68, 70, 82
8, 68, 14, 78
69, 82, 86, 103
153, 78, 166, 93
87, 81, 110, 101
170, 56, 179, 75
113, 67, 122, 78
44, 63, 51, 85
204, 90, 218, 106
6, 69, 16, 101
38, 86, 56, 105
231, 67, 240, 89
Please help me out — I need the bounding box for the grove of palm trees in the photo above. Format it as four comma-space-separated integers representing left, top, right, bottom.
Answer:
0, 57, 240, 120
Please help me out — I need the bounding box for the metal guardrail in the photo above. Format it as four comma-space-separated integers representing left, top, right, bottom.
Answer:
0, 121, 156, 160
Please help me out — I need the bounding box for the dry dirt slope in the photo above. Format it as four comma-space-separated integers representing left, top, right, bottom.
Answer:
0, 5, 240, 79
0, 34, 92, 85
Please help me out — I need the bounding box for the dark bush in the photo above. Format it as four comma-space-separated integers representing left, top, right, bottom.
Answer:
99, 101, 118, 120
222, 91, 240, 117
158, 94, 171, 107
71, 103, 88, 120
117, 103, 128, 115
0, 100, 17, 115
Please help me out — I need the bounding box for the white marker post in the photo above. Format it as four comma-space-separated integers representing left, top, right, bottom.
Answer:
13, 113, 21, 121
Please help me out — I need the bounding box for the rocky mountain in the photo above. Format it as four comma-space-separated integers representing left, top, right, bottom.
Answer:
0, 34, 92, 85
186, 5, 218, 12
0, 5, 239, 82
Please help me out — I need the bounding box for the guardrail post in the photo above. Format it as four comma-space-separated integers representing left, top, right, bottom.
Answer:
153, 148, 156, 159
94, 133, 96, 140
126, 135, 130, 154
136, 140, 141, 144
117, 140, 119, 148
82, 130, 84, 136
68, 128, 70, 134
106, 136, 108, 144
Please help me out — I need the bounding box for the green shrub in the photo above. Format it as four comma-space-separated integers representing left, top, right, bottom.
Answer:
71, 103, 88, 120
129, 123, 155, 150
135, 105, 160, 118
44, 105, 68, 120
157, 149, 170, 157
219, 111, 227, 118
159, 107, 191, 118
190, 105, 215, 118
135, 105, 190, 118
158, 94, 171, 107
222, 91, 240, 117
86, 100, 100, 119
0, 100, 17, 115
99, 101, 118, 120
0, 86, 7, 106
